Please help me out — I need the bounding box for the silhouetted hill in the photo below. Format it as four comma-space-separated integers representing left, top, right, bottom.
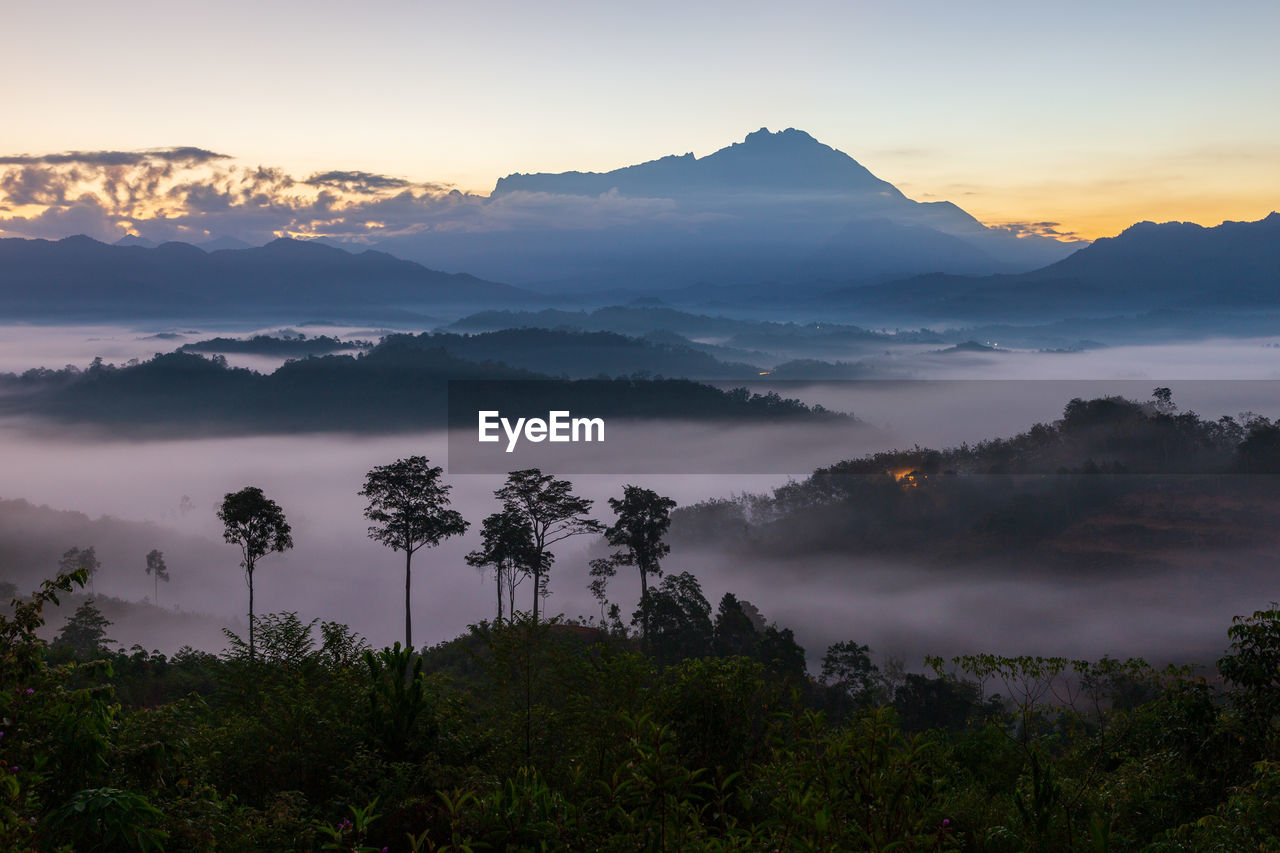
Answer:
0, 333, 842, 435
825, 213, 1280, 321
445, 306, 941, 362
178, 333, 372, 357
0, 498, 228, 607
408, 329, 763, 378
673, 393, 1280, 569
0, 235, 534, 322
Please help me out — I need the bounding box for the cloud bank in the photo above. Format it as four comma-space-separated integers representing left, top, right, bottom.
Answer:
0, 147, 693, 246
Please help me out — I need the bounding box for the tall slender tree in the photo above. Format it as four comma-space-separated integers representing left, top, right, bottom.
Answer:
465, 507, 538, 625
144, 549, 169, 605
217, 486, 292, 662
360, 456, 469, 650
592, 485, 676, 647
495, 469, 601, 623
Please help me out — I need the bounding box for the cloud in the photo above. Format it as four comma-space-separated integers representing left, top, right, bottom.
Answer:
987, 220, 1086, 241
0, 197, 122, 241
304, 170, 451, 195
0, 147, 228, 167
0, 145, 717, 246
0, 145, 1074, 254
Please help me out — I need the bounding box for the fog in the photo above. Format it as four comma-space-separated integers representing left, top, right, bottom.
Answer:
750, 377, 1280, 452
880, 339, 1280, 381
0, 323, 410, 375
3, 330, 1279, 671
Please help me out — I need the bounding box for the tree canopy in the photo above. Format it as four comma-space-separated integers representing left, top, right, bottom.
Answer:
360, 456, 469, 649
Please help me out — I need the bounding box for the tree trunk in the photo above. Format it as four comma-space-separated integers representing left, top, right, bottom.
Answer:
404, 548, 413, 650
248, 564, 256, 662
532, 566, 540, 623
640, 568, 649, 651
496, 565, 504, 625
525, 621, 534, 763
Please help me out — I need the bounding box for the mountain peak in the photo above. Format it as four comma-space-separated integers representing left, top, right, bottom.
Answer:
492, 127, 899, 198
741, 126, 819, 146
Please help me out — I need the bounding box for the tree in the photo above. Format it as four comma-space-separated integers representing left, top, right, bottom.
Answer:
1219, 607, 1280, 730
820, 640, 880, 706
59, 546, 101, 596
591, 485, 676, 648
54, 599, 113, 657
494, 469, 601, 623
713, 592, 759, 658
645, 571, 713, 666
757, 625, 807, 680
360, 457, 469, 649
217, 486, 293, 662
465, 507, 538, 625
144, 549, 169, 605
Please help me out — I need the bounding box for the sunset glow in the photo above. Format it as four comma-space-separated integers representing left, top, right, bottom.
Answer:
2, 0, 1276, 244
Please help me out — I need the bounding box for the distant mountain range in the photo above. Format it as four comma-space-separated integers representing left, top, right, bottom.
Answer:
116, 234, 252, 252
0, 235, 533, 321
827, 212, 1280, 322
1, 140, 1274, 330
373, 128, 1082, 291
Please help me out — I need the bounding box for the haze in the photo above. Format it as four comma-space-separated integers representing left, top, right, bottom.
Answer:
6, 331, 1278, 670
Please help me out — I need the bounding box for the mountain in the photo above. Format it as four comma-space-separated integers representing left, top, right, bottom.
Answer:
823, 212, 1280, 322
0, 235, 536, 322
373, 128, 1082, 293
494, 127, 904, 197
199, 235, 253, 251
113, 235, 158, 248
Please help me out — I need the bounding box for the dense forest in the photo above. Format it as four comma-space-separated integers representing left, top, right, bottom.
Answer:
673, 391, 1280, 567
3, 394, 1280, 850
0, 333, 839, 435
5, 563, 1280, 850
177, 334, 374, 357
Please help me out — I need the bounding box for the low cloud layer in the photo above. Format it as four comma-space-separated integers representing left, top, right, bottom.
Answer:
0, 147, 701, 246
988, 220, 1084, 241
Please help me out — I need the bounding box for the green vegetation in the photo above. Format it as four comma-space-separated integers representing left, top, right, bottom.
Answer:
674, 390, 1280, 566
5, 564, 1280, 851
4, 395, 1280, 850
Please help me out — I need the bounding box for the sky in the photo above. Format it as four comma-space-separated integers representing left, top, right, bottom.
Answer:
2, 0, 1278, 241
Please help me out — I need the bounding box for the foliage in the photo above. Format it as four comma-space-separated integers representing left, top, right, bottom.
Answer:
644, 571, 714, 666
52, 599, 114, 658
493, 469, 601, 622
1218, 606, 1280, 733
673, 390, 1280, 566
217, 485, 293, 661
360, 456, 469, 649
465, 507, 538, 625
591, 485, 677, 647
6, 523, 1280, 850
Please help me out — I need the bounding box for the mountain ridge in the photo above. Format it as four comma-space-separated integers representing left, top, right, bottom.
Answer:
375, 127, 1081, 290
0, 234, 535, 321
493, 127, 905, 198
822, 212, 1280, 320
